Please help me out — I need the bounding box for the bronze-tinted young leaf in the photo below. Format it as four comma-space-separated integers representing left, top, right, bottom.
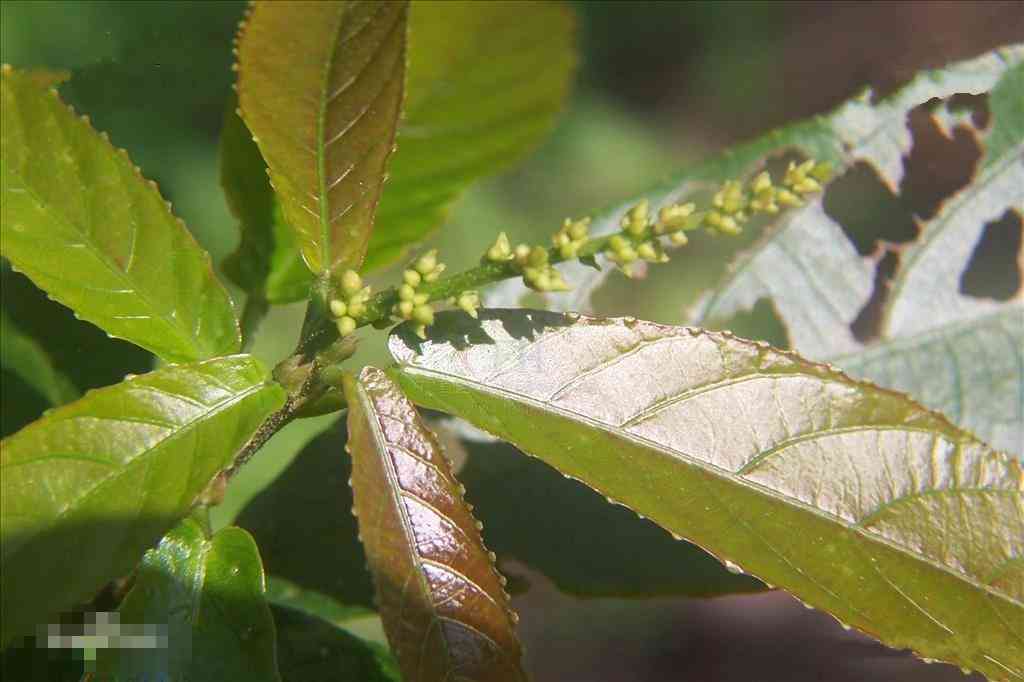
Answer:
98, 518, 279, 681
236, 0, 407, 275
388, 310, 1023, 680
0, 66, 241, 364
0, 355, 285, 646
344, 366, 526, 682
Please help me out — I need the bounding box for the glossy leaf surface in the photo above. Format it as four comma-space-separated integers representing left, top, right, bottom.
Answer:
345, 366, 527, 682
691, 46, 1024, 456
0, 355, 285, 645
389, 310, 1023, 680
364, 0, 576, 271
0, 67, 241, 363
98, 518, 279, 681
236, 0, 407, 275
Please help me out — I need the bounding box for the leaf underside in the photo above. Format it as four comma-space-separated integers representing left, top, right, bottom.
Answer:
99, 518, 279, 681
344, 366, 527, 682
0, 355, 285, 645
691, 46, 1024, 456
388, 310, 1023, 680
0, 67, 241, 363
236, 0, 407, 276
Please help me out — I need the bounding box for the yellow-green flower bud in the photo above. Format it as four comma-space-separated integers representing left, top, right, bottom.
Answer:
513, 243, 532, 266
558, 241, 579, 260
413, 292, 429, 306
422, 262, 446, 282
397, 300, 414, 319
717, 215, 741, 235
713, 180, 747, 215
776, 188, 803, 208
656, 202, 696, 233
413, 324, 428, 340
810, 161, 833, 183
340, 270, 363, 295
347, 301, 366, 318
750, 171, 772, 194
398, 284, 416, 301
793, 177, 821, 194
457, 290, 480, 318
637, 242, 658, 261
336, 315, 357, 337
329, 299, 347, 318
568, 217, 590, 241
414, 249, 438, 276
412, 304, 434, 327
527, 245, 549, 268
403, 269, 422, 287
486, 232, 513, 262
669, 230, 689, 246
621, 199, 649, 237
750, 188, 779, 214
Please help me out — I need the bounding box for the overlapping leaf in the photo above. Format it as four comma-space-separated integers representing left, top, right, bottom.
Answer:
0, 355, 285, 645
0, 67, 241, 363
388, 310, 1023, 680
98, 517, 279, 681
222, 0, 575, 303
344, 367, 527, 682
236, 0, 407, 276
691, 46, 1024, 456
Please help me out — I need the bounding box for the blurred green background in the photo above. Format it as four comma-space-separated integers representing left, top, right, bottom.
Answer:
2, 2, 1020, 680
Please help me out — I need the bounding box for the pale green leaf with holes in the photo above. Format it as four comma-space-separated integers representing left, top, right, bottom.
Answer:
388, 309, 1023, 681
236, 0, 408, 276
0, 354, 285, 646
689, 47, 1024, 456
0, 67, 241, 364
97, 518, 279, 681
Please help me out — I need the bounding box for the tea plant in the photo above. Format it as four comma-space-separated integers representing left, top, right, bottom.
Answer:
1, 2, 1021, 681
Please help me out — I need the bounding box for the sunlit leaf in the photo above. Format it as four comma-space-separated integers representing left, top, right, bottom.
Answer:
236, 0, 407, 276
0, 355, 285, 645
691, 46, 1024, 456
388, 310, 1023, 680
98, 518, 279, 681
364, 0, 577, 271
0, 66, 241, 363
344, 366, 527, 682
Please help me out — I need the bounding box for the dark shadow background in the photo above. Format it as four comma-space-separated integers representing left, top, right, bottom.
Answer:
3, 1, 1021, 680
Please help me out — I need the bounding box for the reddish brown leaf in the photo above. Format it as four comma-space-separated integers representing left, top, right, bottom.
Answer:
344, 366, 526, 682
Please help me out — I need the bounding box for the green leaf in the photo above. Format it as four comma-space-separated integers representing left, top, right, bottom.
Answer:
344, 367, 527, 682
220, 101, 311, 306
363, 0, 577, 271
0, 308, 79, 407
236, 420, 376, 612
0, 354, 285, 646
236, 0, 408, 276
97, 518, 280, 681
457, 436, 763, 598
691, 47, 1024, 456
388, 310, 1023, 680
266, 576, 382, 640
273, 604, 399, 682
0, 66, 241, 363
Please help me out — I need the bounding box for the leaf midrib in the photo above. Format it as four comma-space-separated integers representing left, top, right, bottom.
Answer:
397, 364, 1020, 605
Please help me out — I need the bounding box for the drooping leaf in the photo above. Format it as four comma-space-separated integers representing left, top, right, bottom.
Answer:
236, 420, 376, 611
97, 518, 279, 681
236, 0, 407, 276
344, 366, 527, 682
0, 308, 79, 407
691, 46, 1024, 456
364, 0, 577, 271
266, 576, 381, 639
274, 603, 399, 682
0, 354, 285, 646
388, 310, 1023, 680
0, 66, 241, 363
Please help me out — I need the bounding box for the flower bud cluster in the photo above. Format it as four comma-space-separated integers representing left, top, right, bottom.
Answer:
517, 244, 570, 292
393, 250, 446, 339
329, 270, 372, 337
604, 199, 672, 277
552, 217, 590, 259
